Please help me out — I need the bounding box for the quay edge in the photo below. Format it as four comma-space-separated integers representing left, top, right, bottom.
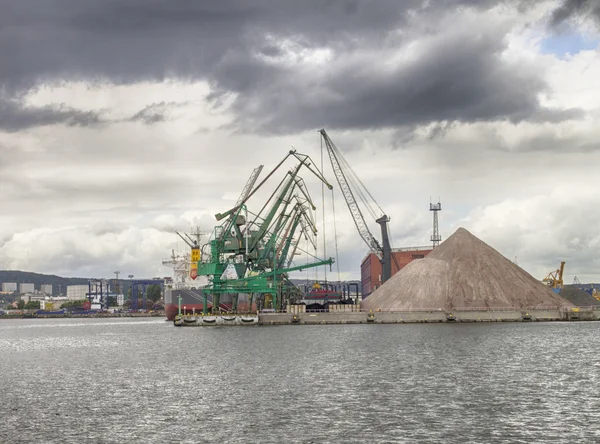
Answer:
172, 308, 600, 326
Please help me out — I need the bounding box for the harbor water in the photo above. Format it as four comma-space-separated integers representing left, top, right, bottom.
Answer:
1, 318, 599, 443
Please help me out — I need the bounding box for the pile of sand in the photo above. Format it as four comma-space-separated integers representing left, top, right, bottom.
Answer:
362, 228, 573, 311
559, 287, 600, 307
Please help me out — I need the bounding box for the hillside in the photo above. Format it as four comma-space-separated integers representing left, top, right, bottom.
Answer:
0, 270, 90, 295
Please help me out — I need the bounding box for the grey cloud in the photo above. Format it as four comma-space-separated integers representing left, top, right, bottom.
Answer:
0, 0, 566, 134
226, 29, 555, 134
426, 122, 457, 141
0, 98, 104, 132
90, 221, 128, 236
511, 131, 600, 153
529, 107, 585, 123
129, 101, 187, 125
0, 142, 20, 171
550, 0, 600, 28
0, 1, 417, 90
7, 175, 182, 202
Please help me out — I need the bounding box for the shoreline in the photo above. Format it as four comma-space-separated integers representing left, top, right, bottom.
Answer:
0, 312, 165, 319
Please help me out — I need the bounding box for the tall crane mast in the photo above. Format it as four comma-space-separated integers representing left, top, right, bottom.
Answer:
319, 129, 393, 283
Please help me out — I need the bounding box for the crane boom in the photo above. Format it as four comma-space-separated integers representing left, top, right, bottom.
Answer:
542, 261, 566, 289
319, 129, 382, 253
235, 165, 264, 209
319, 129, 393, 283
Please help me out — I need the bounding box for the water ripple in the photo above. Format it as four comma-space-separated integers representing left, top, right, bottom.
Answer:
1, 319, 599, 443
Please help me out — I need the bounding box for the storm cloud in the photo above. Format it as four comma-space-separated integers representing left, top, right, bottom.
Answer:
0, 0, 572, 134
550, 0, 600, 28
0, 97, 104, 132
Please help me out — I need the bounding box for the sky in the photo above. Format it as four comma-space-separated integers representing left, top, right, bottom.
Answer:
1, 0, 600, 283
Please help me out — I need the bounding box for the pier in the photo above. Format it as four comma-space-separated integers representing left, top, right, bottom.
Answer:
172, 306, 600, 326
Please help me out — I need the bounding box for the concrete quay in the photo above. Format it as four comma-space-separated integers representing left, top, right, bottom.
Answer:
258, 307, 600, 325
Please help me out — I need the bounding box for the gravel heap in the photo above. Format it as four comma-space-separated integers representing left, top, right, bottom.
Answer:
559, 286, 600, 307
362, 227, 573, 311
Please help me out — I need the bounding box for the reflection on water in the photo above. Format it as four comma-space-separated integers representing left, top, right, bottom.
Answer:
1, 318, 599, 443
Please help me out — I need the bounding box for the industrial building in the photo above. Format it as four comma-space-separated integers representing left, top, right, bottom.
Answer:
361, 247, 433, 297
21, 294, 45, 303
19, 283, 34, 294
1, 282, 17, 293
66, 285, 89, 300
41, 284, 53, 295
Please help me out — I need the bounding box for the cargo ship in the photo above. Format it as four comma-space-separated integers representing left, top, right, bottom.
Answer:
163, 247, 207, 320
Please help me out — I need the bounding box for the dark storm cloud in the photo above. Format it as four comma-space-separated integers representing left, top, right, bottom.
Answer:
0, 0, 573, 133
222, 30, 560, 133
0, 98, 104, 132
550, 0, 600, 27
0, 0, 418, 89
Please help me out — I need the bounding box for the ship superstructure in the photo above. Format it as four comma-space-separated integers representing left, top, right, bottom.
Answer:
162, 229, 212, 319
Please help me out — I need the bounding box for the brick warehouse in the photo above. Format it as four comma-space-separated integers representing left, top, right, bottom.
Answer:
361, 247, 432, 297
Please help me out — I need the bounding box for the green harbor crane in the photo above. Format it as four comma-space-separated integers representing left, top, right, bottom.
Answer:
197, 150, 335, 314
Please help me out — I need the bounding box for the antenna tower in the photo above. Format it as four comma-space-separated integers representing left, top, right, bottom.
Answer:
430, 200, 442, 248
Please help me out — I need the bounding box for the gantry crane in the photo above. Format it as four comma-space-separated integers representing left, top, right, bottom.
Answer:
543, 261, 565, 289
319, 129, 395, 283
195, 150, 334, 313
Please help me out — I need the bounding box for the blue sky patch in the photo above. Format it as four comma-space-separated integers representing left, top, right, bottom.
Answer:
540, 33, 599, 57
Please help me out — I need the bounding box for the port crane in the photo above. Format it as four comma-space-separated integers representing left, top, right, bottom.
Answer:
543, 261, 565, 290
195, 150, 334, 313
319, 129, 395, 283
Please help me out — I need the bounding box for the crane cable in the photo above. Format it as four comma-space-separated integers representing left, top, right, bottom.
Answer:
337, 153, 379, 220
331, 188, 341, 282
305, 234, 309, 286
320, 134, 328, 287
329, 136, 383, 220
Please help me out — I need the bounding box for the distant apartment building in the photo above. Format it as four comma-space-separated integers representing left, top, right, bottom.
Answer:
66, 285, 89, 300
41, 284, 53, 295
19, 283, 35, 294
1, 282, 17, 293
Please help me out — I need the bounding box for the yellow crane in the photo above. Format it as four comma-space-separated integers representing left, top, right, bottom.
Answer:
543, 261, 565, 289
592, 285, 600, 302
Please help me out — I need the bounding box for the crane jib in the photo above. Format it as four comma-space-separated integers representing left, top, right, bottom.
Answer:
319, 129, 393, 283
